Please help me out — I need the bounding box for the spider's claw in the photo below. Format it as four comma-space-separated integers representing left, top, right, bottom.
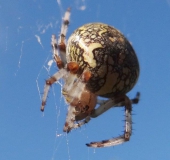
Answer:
86, 143, 90, 147
40, 107, 44, 112
86, 141, 104, 148
131, 92, 140, 104
86, 142, 96, 147
63, 122, 72, 133
40, 102, 46, 112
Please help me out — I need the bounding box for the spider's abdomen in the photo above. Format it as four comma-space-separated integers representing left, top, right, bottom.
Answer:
67, 23, 139, 97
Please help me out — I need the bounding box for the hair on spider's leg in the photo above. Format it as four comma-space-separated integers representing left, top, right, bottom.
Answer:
40, 69, 68, 112
131, 111, 137, 116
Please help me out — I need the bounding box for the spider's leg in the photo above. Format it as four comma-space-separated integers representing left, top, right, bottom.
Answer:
63, 70, 96, 132
51, 35, 64, 69
90, 99, 119, 118
116, 92, 140, 107
63, 80, 87, 132
97, 92, 140, 106
58, 8, 71, 65
60, 8, 70, 40
130, 92, 140, 104
73, 116, 91, 129
63, 104, 77, 133
41, 69, 67, 111
86, 94, 138, 148
71, 93, 139, 131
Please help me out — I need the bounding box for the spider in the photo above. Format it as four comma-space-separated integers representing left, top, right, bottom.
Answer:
40, 8, 140, 148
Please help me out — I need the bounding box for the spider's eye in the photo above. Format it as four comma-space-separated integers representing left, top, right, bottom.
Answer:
83, 105, 89, 112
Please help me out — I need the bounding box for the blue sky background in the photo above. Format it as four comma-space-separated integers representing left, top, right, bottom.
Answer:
1, 0, 170, 160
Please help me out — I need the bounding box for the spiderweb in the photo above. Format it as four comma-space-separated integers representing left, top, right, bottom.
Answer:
0, 1, 143, 160
35, 1, 131, 159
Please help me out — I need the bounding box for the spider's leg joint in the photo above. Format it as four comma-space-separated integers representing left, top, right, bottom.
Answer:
64, 20, 69, 25
67, 62, 79, 74
82, 70, 92, 82
46, 77, 57, 85
41, 101, 46, 112
124, 132, 130, 141
59, 43, 66, 52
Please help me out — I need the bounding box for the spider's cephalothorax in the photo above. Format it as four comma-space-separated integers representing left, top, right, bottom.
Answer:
40, 8, 140, 148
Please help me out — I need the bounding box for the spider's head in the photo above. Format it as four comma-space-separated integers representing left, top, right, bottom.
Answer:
63, 87, 97, 132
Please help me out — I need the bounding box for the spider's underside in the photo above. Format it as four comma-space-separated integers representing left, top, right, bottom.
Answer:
40, 8, 140, 148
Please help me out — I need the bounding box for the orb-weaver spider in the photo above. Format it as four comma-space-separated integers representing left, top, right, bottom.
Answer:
40, 8, 140, 148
